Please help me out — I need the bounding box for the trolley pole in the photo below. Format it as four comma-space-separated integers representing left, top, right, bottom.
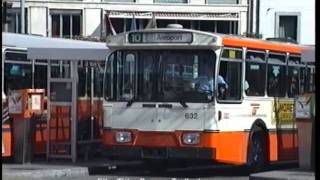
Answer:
20, 0, 25, 34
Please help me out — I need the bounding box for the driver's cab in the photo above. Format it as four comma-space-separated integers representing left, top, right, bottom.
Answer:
102, 27, 222, 132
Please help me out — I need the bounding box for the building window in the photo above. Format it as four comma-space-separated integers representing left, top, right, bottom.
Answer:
7, 8, 28, 33
207, 0, 238, 4
275, 12, 300, 43
154, 0, 188, 3
50, 10, 81, 38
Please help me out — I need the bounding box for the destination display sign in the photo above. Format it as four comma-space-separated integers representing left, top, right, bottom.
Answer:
128, 32, 193, 43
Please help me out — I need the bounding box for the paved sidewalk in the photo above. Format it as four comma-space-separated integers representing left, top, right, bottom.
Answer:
249, 169, 315, 180
2, 163, 89, 180
2, 157, 121, 180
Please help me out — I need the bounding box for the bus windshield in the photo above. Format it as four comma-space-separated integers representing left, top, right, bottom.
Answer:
104, 50, 216, 103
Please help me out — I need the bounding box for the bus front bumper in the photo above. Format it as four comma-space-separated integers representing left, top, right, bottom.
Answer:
104, 146, 214, 160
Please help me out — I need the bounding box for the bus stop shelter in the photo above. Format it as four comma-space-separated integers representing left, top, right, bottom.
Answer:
3, 32, 110, 162
297, 45, 315, 170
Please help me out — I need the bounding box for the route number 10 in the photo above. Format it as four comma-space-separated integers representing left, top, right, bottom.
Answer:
129, 33, 143, 43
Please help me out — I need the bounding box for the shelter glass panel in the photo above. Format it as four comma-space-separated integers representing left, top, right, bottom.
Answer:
34, 64, 48, 90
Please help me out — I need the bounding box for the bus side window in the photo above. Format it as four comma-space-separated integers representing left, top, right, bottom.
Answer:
287, 67, 299, 97
267, 53, 286, 97
245, 51, 266, 96
104, 53, 114, 100
34, 60, 48, 90
4, 63, 32, 94
305, 66, 315, 93
218, 60, 242, 101
299, 65, 306, 94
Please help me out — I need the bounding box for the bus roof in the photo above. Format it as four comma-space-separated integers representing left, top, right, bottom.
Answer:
107, 28, 305, 54
220, 34, 303, 54
3, 32, 109, 60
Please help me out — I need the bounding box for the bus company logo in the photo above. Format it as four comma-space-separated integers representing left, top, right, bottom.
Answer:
251, 106, 259, 116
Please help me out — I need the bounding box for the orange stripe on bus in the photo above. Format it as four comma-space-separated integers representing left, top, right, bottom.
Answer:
202, 131, 249, 164
268, 131, 298, 162
222, 37, 303, 54
102, 129, 298, 164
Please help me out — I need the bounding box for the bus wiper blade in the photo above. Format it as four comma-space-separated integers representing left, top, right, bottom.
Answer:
179, 100, 188, 108
127, 99, 135, 107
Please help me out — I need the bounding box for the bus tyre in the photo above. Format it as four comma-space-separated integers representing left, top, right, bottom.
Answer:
247, 127, 267, 172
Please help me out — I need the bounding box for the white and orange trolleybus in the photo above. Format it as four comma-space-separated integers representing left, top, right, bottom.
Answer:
101, 25, 315, 171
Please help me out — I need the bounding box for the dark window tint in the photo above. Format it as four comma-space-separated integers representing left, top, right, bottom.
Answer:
62, 15, 71, 38
218, 60, 242, 101
299, 66, 306, 94
34, 65, 48, 89
157, 19, 176, 28
93, 62, 105, 97
279, 15, 298, 41
5, 51, 28, 62
78, 66, 89, 97
245, 51, 266, 96
72, 15, 81, 37
305, 67, 315, 93
287, 66, 300, 97
52, 14, 60, 37
267, 64, 286, 97
4, 63, 32, 94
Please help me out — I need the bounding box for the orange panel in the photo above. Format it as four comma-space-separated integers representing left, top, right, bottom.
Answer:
102, 130, 250, 165
202, 131, 249, 164
268, 131, 298, 162
77, 99, 103, 137
277, 131, 298, 161
222, 37, 303, 54
33, 124, 47, 154
268, 132, 278, 161
2, 124, 12, 157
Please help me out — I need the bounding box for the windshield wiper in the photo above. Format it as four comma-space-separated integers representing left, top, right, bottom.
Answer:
179, 100, 188, 108
126, 98, 135, 107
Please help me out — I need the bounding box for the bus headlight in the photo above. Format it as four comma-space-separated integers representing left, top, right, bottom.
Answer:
115, 131, 132, 143
182, 133, 200, 145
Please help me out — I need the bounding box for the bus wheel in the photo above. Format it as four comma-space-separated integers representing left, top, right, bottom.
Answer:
247, 127, 267, 172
